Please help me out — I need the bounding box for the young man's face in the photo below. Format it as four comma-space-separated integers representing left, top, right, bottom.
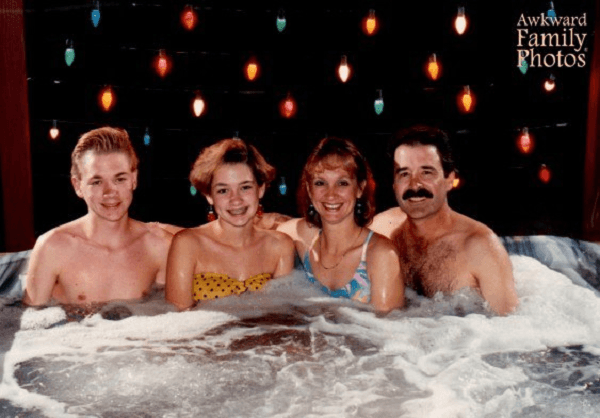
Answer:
393, 144, 454, 220
72, 151, 137, 222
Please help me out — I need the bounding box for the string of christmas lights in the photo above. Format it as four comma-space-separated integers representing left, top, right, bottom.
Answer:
34, 0, 571, 196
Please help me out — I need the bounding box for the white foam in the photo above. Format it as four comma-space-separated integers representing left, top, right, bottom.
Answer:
1, 257, 600, 417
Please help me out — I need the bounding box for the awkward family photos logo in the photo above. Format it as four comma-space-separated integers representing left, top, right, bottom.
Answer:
516, 6, 588, 73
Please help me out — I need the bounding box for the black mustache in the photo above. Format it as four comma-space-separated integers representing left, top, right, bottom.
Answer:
402, 188, 434, 200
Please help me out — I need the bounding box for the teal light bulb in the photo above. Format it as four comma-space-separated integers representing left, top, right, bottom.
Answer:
190, 185, 197, 196
519, 59, 529, 74
277, 17, 286, 32
65, 47, 75, 66
374, 98, 384, 115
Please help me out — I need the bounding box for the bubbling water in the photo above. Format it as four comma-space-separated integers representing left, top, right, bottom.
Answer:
1, 256, 600, 418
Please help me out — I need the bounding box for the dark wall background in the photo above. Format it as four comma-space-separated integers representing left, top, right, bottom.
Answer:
23, 0, 596, 237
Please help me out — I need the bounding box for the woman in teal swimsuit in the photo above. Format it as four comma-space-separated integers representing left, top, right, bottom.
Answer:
278, 137, 404, 313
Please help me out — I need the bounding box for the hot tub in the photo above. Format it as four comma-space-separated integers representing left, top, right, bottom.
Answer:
0, 237, 599, 417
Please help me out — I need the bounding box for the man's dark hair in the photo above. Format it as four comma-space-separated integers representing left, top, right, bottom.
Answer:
388, 125, 456, 178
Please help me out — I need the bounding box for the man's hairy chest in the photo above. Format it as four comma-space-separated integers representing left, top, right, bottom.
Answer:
397, 237, 466, 296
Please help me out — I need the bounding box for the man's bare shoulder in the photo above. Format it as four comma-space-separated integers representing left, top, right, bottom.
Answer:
370, 207, 407, 239
452, 213, 505, 255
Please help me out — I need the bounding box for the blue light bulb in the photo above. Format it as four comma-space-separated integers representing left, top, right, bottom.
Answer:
547, 2, 556, 19
279, 177, 287, 196
143, 128, 151, 146
91, 8, 100, 27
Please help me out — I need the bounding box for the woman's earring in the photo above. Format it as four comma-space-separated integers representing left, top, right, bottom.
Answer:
256, 203, 264, 219
355, 200, 364, 216
207, 205, 216, 222
308, 204, 316, 217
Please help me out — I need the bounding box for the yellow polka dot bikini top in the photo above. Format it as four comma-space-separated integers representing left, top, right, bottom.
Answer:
193, 272, 273, 301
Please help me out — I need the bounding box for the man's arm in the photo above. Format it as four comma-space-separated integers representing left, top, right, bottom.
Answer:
468, 230, 519, 315
368, 235, 405, 313
22, 232, 62, 306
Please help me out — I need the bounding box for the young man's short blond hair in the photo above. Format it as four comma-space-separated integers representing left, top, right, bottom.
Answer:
71, 127, 139, 179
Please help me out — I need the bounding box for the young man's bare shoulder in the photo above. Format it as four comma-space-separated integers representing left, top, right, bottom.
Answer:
37, 218, 88, 250
139, 220, 174, 243
171, 224, 211, 246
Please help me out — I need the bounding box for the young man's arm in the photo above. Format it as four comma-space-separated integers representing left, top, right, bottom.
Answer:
468, 230, 519, 315
22, 232, 62, 306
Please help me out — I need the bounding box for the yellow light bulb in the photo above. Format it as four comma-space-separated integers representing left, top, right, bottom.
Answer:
338, 56, 351, 82
193, 95, 205, 117
455, 7, 467, 35
49, 121, 59, 140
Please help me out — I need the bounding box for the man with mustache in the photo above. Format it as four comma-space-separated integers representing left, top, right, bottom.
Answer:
370, 125, 518, 315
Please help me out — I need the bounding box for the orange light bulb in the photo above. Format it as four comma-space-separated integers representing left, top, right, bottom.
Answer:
245, 58, 259, 81
365, 10, 377, 35
426, 54, 440, 81
517, 128, 534, 154
154, 50, 171, 78
458, 86, 474, 113
279, 94, 297, 118
99, 86, 115, 112
181, 6, 197, 31
452, 178, 461, 188
538, 165, 551, 184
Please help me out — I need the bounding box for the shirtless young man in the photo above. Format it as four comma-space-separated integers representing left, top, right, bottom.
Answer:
370, 126, 518, 315
23, 127, 172, 306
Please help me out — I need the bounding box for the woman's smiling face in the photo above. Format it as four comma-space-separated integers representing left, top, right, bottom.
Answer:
308, 157, 364, 226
